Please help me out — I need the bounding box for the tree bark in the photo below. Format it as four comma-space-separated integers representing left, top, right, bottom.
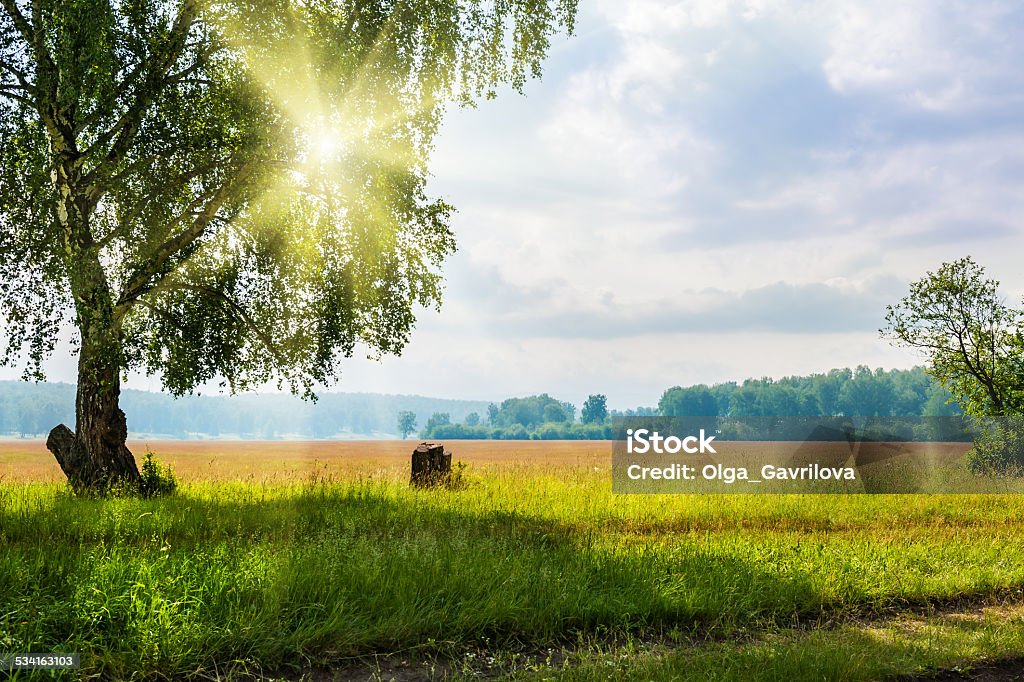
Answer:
47, 331, 139, 492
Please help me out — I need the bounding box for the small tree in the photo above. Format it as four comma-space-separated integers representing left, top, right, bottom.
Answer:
464, 411, 480, 426
882, 257, 1024, 417
397, 411, 417, 440
581, 394, 608, 424
883, 258, 1024, 475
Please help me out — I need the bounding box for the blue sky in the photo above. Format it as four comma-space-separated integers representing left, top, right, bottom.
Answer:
8, 0, 1024, 409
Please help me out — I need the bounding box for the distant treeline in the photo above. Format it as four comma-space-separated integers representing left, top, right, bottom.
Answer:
425, 421, 615, 441
419, 366, 962, 440
0, 381, 489, 439
0, 366, 961, 440
658, 366, 961, 419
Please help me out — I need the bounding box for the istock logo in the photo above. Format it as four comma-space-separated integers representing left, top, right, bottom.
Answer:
626, 428, 717, 454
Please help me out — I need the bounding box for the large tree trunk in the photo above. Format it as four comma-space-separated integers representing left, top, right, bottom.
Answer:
47, 331, 139, 493
46, 266, 140, 493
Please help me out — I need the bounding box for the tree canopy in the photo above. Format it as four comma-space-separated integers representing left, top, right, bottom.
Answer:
489, 393, 575, 428
0, 0, 577, 395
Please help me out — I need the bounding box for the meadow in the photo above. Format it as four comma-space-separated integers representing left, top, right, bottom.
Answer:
2, 439, 1024, 680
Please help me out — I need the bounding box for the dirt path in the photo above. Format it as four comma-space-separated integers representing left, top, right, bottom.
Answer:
903, 658, 1024, 680
255, 591, 1024, 681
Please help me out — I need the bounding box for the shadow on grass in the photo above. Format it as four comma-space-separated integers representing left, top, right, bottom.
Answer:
0, 482, 829, 678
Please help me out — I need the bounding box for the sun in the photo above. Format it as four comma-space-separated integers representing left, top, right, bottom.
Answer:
307, 124, 344, 163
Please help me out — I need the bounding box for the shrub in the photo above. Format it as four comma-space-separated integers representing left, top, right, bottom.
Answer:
137, 450, 178, 498
445, 460, 474, 490
966, 418, 1024, 475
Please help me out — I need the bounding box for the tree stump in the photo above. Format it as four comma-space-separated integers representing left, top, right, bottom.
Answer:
410, 442, 451, 487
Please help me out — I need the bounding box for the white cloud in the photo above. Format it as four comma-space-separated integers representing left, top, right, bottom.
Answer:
729, 133, 1024, 251
600, 0, 1024, 113
822, 0, 1023, 111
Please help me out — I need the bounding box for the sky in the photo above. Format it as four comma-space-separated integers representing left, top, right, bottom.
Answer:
7, 0, 1024, 410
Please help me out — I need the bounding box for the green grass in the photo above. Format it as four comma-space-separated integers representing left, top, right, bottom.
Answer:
3, 468, 1024, 678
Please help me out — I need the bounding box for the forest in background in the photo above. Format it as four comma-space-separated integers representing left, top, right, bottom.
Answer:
0, 366, 961, 440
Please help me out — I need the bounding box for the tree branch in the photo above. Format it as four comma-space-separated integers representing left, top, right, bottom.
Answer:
0, 58, 33, 91
82, 0, 202, 189
106, 184, 220, 254
114, 160, 254, 311
133, 298, 190, 335
0, 84, 31, 105
0, 0, 34, 46
141, 281, 288, 366
96, 170, 217, 250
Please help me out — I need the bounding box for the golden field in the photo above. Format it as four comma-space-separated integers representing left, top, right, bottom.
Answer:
0, 438, 612, 483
